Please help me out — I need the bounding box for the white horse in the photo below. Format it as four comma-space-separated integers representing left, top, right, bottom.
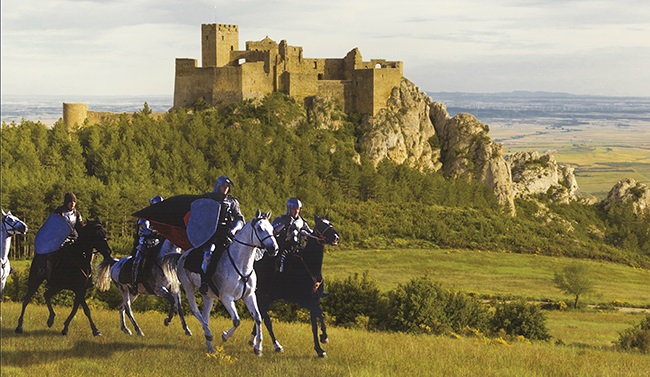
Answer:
97, 239, 191, 336
1, 210, 28, 301
172, 210, 278, 356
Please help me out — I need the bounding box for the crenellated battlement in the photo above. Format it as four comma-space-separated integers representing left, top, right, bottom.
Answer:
174, 23, 404, 116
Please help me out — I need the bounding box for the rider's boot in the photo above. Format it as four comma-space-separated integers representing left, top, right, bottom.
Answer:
130, 254, 141, 295
277, 249, 288, 272
199, 244, 215, 294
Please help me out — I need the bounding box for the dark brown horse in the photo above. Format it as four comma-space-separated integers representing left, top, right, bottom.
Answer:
15, 219, 114, 336
252, 215, 339, 357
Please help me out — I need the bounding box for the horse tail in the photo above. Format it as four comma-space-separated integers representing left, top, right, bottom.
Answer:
161, 253, 181, 293
96, 258, 115, 291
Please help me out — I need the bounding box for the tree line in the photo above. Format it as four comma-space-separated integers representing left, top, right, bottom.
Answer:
1, 93, 649, 266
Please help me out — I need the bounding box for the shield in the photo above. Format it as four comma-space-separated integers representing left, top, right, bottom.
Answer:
34, 213, 74, 255
186, 198, 221, 249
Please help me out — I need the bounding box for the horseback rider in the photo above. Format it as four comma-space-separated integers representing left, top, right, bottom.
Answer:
53, 192, 84, 248
199, 175, 245, 294
130, 195, 164, 295
273, 197, 312, 272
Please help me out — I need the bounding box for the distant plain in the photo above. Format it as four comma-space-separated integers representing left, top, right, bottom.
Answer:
431, 92, 650, 198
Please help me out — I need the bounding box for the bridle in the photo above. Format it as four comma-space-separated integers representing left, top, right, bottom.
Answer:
310, 221, 336, 245
2, 214, 22, 235
228, 217, 275, 300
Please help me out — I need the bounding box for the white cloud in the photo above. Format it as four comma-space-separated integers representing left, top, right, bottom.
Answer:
2, 0, 649, 96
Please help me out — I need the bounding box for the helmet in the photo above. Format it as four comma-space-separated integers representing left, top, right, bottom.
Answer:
286, 197, 302, 213
213, 175, 234, 192
149, 195, 164, 205
137, 218, 150, 231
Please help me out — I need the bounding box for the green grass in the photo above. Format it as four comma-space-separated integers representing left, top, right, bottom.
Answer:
322, 248, 650, 307
2, 302, 649, 376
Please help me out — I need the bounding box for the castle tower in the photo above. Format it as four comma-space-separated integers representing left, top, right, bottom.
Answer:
201, 23, 239, 68
62, 103, 88, 130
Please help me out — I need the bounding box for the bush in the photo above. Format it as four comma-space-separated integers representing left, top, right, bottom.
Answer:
379, 276, 446, 334
321, 271, 382, 328
617, 314, 650, 353
491, 300, 551, 340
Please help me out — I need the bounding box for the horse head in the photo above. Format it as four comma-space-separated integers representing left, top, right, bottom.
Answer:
252, 209, 279, 257
312, 215, 339, 246
2, 210, 28, 236
78, 218, 113, 260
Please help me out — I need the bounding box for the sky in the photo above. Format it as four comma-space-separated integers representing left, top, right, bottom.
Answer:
2, 0, 650, 97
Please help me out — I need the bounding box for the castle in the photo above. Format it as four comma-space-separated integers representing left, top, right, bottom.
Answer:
173, 24, 404, 116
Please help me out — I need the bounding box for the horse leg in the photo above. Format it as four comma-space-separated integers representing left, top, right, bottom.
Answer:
173, 290, 192, 336
15, 275, 45, 334
220, 296, 241, 343
311, 308, 327, 357
156, 285, 176, 327
123, 289, 144, 336
61, 295, 82, 336
243, 293, 263, 356
79, 296, 101, 336
251, 299, 283, 353
317, 305, 329, 344
44, 287, 61, 327
118, 301, 132, 335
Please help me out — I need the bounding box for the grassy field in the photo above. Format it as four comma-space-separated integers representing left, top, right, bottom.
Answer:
2, 301, 649, 377
322, 248, 650, 308
488, 123, 650, 198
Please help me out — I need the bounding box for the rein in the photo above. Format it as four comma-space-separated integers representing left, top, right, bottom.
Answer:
228, 218, 273, 301
295, 253, 323, 296
310, 222, 335, 245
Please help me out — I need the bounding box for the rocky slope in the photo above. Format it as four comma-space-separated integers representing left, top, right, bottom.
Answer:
358, 79, 441, 171
353, 78, 588, 214
601, 178, 650, 215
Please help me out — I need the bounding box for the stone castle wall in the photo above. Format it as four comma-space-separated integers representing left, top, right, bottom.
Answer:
173, 24, 403, 116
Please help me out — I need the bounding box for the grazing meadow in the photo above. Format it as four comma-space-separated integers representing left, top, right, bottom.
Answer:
2, 248, 649, 376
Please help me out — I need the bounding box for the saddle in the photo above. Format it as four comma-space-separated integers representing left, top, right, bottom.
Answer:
118, 256, 157, 293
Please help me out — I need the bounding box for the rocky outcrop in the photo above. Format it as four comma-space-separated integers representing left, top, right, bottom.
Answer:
359, 78, 441, 171
508, 151, 579, 204
430, 102, 515, 214
601, 178, 650, 215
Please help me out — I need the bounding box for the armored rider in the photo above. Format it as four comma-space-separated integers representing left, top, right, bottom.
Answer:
199, 176, 245, 294
130, 195, 164, 295
53, 191, 84, 247
273, 197, 312, 272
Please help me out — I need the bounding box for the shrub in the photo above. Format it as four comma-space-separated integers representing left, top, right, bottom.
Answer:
617, 314, 650, 353
491, 300, 551, 340
379, 276, 446, 334
321, 271, 382, 328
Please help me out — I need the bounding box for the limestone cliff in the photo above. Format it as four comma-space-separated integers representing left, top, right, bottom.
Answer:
358, 78, 441, 171
508, 151, 579, 204
601, 178, 650, 215
429, 102, 515, 214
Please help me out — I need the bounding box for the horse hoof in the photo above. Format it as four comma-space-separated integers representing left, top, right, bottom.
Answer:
185, 330, 193, 336
254, 348, 263, 357
275, 346, 284, 353
318, 351, 327, 358
61, 329, 68, 336
320, 335, 329, 344
164, 318, 171, 326
47, 318, 54, 328
222, 333, 228, 342
248, 339, 254, 347
93, 330, 102, 337
14, 327, 23, 334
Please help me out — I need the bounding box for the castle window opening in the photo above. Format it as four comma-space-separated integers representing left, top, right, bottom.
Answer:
222, 36, 225, 41
318, 73, 323, 80
314, 62, 317, 69
375, 63, 382, 69
238, 58, 246, 65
